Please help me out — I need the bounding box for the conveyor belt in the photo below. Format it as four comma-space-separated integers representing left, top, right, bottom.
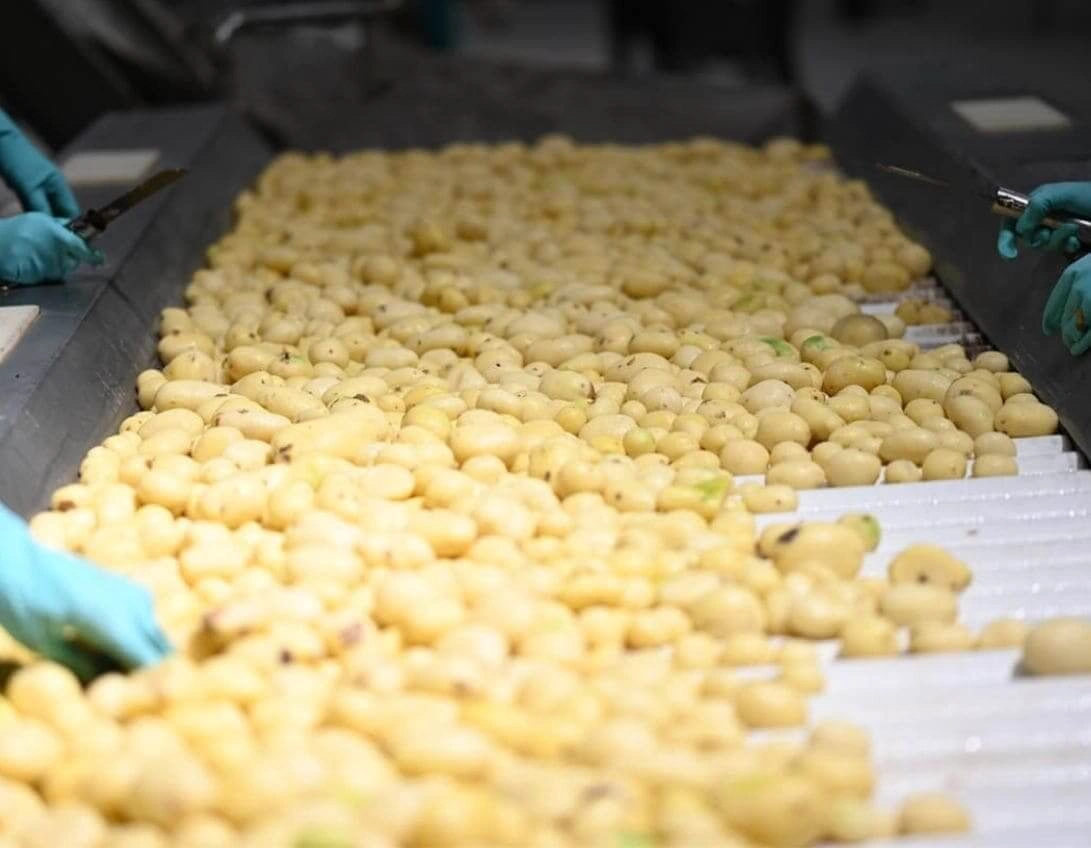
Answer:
1, 78, 1089, 844
0, 107, 271, 517
739, 281, 1091, 848
829, 64, 1091, 459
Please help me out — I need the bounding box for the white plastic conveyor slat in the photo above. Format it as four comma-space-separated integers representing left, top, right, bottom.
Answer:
768, 296, 1091, 847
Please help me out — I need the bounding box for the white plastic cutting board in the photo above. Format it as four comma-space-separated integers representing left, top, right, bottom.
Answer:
0, 304, 39, 364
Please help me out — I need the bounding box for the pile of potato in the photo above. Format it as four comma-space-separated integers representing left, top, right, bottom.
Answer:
0, 136, 1067, 847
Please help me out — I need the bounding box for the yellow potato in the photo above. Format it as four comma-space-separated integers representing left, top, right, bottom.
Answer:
21, 135, 1061, 845
898, 793, 971, 835
994, 402, 1059, 437
830, 314, 888, 346
1023, 618, 1091, 675
271, 406, 389, 462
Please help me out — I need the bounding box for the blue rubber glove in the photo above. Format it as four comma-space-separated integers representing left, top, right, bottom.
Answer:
0, 111, 79, 219
997, 181, 1091, 260
1042, 253, 1091, 356
0, 504, 171, 680
0, 212, 103, 284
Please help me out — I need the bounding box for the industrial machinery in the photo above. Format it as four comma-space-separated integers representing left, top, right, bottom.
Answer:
1, 52, 1090, 845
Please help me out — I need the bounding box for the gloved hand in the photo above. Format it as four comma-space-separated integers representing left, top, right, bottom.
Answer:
0, 111, 79, 219
1042, 253, 1091, 356
0, 504, 171, 680
997, 181, 1091, 260
0, 212, 103, 284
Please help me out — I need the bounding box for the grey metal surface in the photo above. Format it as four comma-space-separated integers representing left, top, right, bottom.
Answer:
827, 64, 1091, 458
0, 106, 271, 517
230, 36, 804, 151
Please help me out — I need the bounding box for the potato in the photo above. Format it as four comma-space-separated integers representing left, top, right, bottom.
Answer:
1023, 618, 1091, 675
994, 402, 1059, 437
973, 431, 1016, 457
716, 773, 824, 846
212, 407, 291, 443
944, 395, 994, 438
766, 459, 826, 489
892, 369, 951, 404
973, 350, 1009, 372
755, 411, 811, 451
898, 794, 971, 835
823, 448, 882, 487
822, 355, 886, 394
740, 483, 798, 513
921, 447, 967, 480
944, 376, 1002, 414
878, 428, 938, 465
997, 372, 1033, 399
741, 379, 795, 414
972, 454, 1018, 477
270, 405, 389, 462
862, 261, 911, 293
977, 617, 1032, 649
830, 314, 888, 347
879, 583, 958, 626
762, 522, 866, 579
909, 621, 975, 653
153, 380, 227, 413
840, 615, 899, 657
24, 134, 1062, 845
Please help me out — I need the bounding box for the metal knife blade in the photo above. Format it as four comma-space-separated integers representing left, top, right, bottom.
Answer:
874, 162, 995, 201
875, 163, 950, 189
875, 162, 1091, 248
67, 168, 188, 242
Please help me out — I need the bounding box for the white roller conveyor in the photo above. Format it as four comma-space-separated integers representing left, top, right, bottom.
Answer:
772, 280, 1091, 846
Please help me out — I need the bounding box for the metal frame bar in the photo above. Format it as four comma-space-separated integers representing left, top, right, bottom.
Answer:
0, 106, 271, 517
213, 0, 405, 46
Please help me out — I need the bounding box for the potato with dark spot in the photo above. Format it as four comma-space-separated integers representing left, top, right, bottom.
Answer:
838, 513, 881, 551
763, 522, 866, 579
888, 544, 972, 592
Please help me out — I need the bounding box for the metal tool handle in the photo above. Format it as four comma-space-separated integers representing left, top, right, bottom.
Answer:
992, 187, 1091, 247
65, 218, 101, 243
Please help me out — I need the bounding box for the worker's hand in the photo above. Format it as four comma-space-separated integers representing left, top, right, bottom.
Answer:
0, 112, 79, 219
0, 505, 171, 681
0, 212, 103, 284
1042, 253, 1091, 355
998, 182, 1091, 260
